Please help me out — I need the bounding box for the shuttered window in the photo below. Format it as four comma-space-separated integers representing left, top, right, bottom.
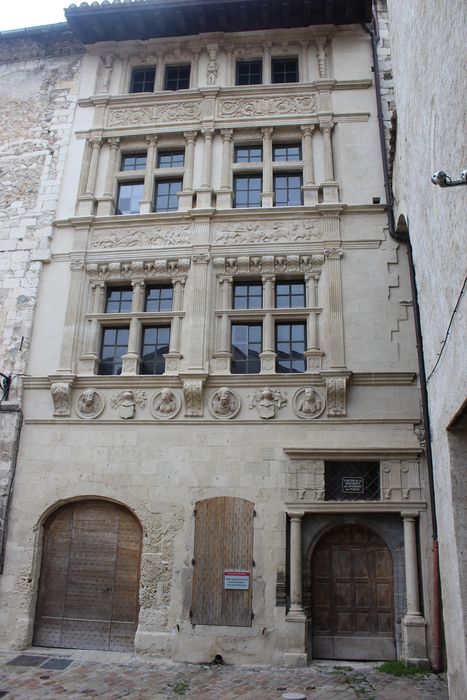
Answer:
191, 497, 254, 626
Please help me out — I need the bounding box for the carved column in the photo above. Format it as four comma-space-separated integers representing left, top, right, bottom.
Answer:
401, 512, 428, 663
260, 274, 276, 373
316, 38, 327, 79
225, 46, 235, 85
185, 253, 210, 371
304, 272, 324, 372
212, 276, 232, 374
216, 129, 233, 209
154, 52, 165, 91
77, 138, 102, 215
301, 125, 318, 205
324, 248, 345, 369
85, 138, 102, 196
191, 50, 200, 88
263, 43, 272, 84
78, 275, 104, 375
140, 136, 157, 214
165, 277, 185, 375
121, 281, 144, 376
288, 513, 305, 618
197, 129, 214, 208
261, 127, 274, 207
179, 131, 197, 211
300, 40, 309, 82
320, 120, 339, 202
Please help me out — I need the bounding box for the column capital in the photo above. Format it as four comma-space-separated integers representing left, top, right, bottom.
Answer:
131, 280, 145, 289
324, 247, 343, 260
89, 137, 102, 148
201, 127, 214, 138
146, 135, 158, 146
401, 511, 420, 520
220, 128, 233, 141
319, 120, 335, 134
301, 124, 316, 137
107, 137, 120, 148
261, 126, 274, 140
184, 130, 198, 143
288, 511, 305, 520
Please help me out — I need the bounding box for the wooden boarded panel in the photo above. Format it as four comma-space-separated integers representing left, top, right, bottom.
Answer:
192, 497, 253, 627
34, 500, 142, 651
311, 524, 396, 660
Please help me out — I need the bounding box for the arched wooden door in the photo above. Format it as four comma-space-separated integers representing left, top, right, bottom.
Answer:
311, 524, 396, 660
34, 500, 142, 651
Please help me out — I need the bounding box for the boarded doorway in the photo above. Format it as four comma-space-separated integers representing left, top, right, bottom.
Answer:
34, 500, 142, 651
311, 524, 396, 660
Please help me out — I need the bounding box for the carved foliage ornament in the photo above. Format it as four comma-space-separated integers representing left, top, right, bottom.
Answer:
75, 388, 105, 419
86, 258, 191, 280
107, 101, 202, 128
210, 387, 241, 420
217, 94, 317, 119
214, 220, 323, 245
183, 380, 204, 417
249, 387, 287, 419
213, 254, 324, 275
325, 377, 347, 417
110, 390, 147, 419
51, 382, 71, 417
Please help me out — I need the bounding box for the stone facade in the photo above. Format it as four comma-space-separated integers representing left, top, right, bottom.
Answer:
388, 0, 467, 695
0, 1, 438, 670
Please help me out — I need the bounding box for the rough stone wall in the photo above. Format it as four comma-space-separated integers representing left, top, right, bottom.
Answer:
374, 1, 395, 156
387, 1, 467, 695
0, 404, 21, 571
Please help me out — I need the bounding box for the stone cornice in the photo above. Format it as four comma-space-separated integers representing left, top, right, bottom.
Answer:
284, 447, 423, 460
285, 502, 427, 514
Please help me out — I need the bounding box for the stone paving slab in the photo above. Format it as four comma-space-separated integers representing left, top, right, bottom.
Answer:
0, 651, 448, 700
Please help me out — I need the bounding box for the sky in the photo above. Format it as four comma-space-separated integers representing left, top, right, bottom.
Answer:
1, 0, 73, 32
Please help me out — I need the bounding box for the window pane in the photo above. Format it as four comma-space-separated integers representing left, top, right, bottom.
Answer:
154, 180, 182, 212
231, 324, 262, 374
130, 68, 155, 93
273, 144, 302, 161
157, 151, 185, 168
145, 285, 173, 312
274, 173, 303, 207
99, 327, 129, 375
275, 323, 305, 373
140, 326, 170, 375
165, 65, 190, 90
234, 146, 263, 163
272, 58, 298, 83
233, 282, 263, 309
116, 182, 144, 215
233, 175, 262, 208
276, 281, 305, 308
236, 60, 262, 85
121, 154, 147, 171
105, 287, 133, 313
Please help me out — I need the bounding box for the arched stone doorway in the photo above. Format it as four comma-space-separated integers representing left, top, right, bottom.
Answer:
310, 524, 396, 660
34, 500, 142, 651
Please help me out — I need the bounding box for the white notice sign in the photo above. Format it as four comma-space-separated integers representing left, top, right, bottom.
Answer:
224, 570, 250, 590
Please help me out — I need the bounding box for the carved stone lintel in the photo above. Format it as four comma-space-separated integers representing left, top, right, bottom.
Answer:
51, 382, 72, 417
183, 378, 205, 417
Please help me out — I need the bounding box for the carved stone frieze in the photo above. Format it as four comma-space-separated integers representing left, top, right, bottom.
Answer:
292, 387, 325, 419
249, 387, 287, 419
325, 376, 348, 417
217, 94, 317, 119
75, 388, 105, 419
214, 220, 323, 245
107, 101, 202, 128
86, 258, 191, 281
183, 379, 204, 417
110, 390, 147, 419
209, 387, 241, 420
91, 225, 192, 250
381, 460, 422, 502
286, 460, 325, 502
150, 389, 181, 420
213, 253, 324, 275
50, 382, 71, 417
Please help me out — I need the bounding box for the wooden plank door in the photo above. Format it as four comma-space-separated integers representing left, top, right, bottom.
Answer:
192, 497, 254, 627
34, 500, 142, 651
311, 524, 396, 660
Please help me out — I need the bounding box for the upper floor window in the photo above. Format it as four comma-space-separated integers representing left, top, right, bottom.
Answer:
233, 282, 263, 309
236, 59, 262, 85
130, 67, 156, 93
157, 150, 185, 168
274, 173, 303, 207
275, 322, 306, 373
140, 326, 171, 375
165, 65, 190, 91
233, 174, 262, 208
116, 181, 144, 215
154, 179, 182, 212
145, 285, 174, 312
231, 323, 262, 374
99, 327, 129, 375
121, 153, 147, 171
271, 57, 299, 83
105, 286, 133, 313
275, 281, 306, 308
273, 144, 302, 162
234, 145, 263, 163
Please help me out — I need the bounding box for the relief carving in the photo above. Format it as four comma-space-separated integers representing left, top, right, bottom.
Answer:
150, 389, 181, 420
86, 258, 191, 280
325, 377, 348, 417
50, 382, 71, 417
107, 101, 202, 128
214, 220, 322, 245
210, 387, 241, 419
213, 253, 324, 275
293, 387, 325, 419
110, 390, 147, 419
183, 380, 204, 417
249, 387, 287, 419
91, 225, 192, 249
217, 94, 316, 119
75, 388, 105, 419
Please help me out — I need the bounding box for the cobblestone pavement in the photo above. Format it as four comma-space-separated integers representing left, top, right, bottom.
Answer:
0, 650, 448, 700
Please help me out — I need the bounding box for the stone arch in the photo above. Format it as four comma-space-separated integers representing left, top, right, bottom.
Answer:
33, 498, 142, 651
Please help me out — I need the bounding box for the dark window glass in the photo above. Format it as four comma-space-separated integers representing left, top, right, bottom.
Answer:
234, 145, 263, 163
105, 287, 133, 313
116, 182, 144, 215
231, 323, 262, 374
157, 150, 185, 168
324, 462, 381, 501
273, 144, 302, 161
120, 154, 147, 171
154, 179, 182, 212
165, 65, 190, 90
130, 68, 155, 93
140, 326, 170, 375
274, 173, 303, 207
233, 282, 263, 309
236, 59, 262, 85
233, 174, 262, 208
271, 57, 299, 83
275, 281, 306, 308
275, 322, 306, 373
99, 327, 129, 375
145, 285, 173, 312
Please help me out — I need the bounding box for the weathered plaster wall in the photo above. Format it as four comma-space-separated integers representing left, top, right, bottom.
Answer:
388, 1, 467, 695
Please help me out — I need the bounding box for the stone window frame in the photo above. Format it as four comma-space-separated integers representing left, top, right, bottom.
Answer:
78, 260, 190, 377
212, 262, 322, 375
